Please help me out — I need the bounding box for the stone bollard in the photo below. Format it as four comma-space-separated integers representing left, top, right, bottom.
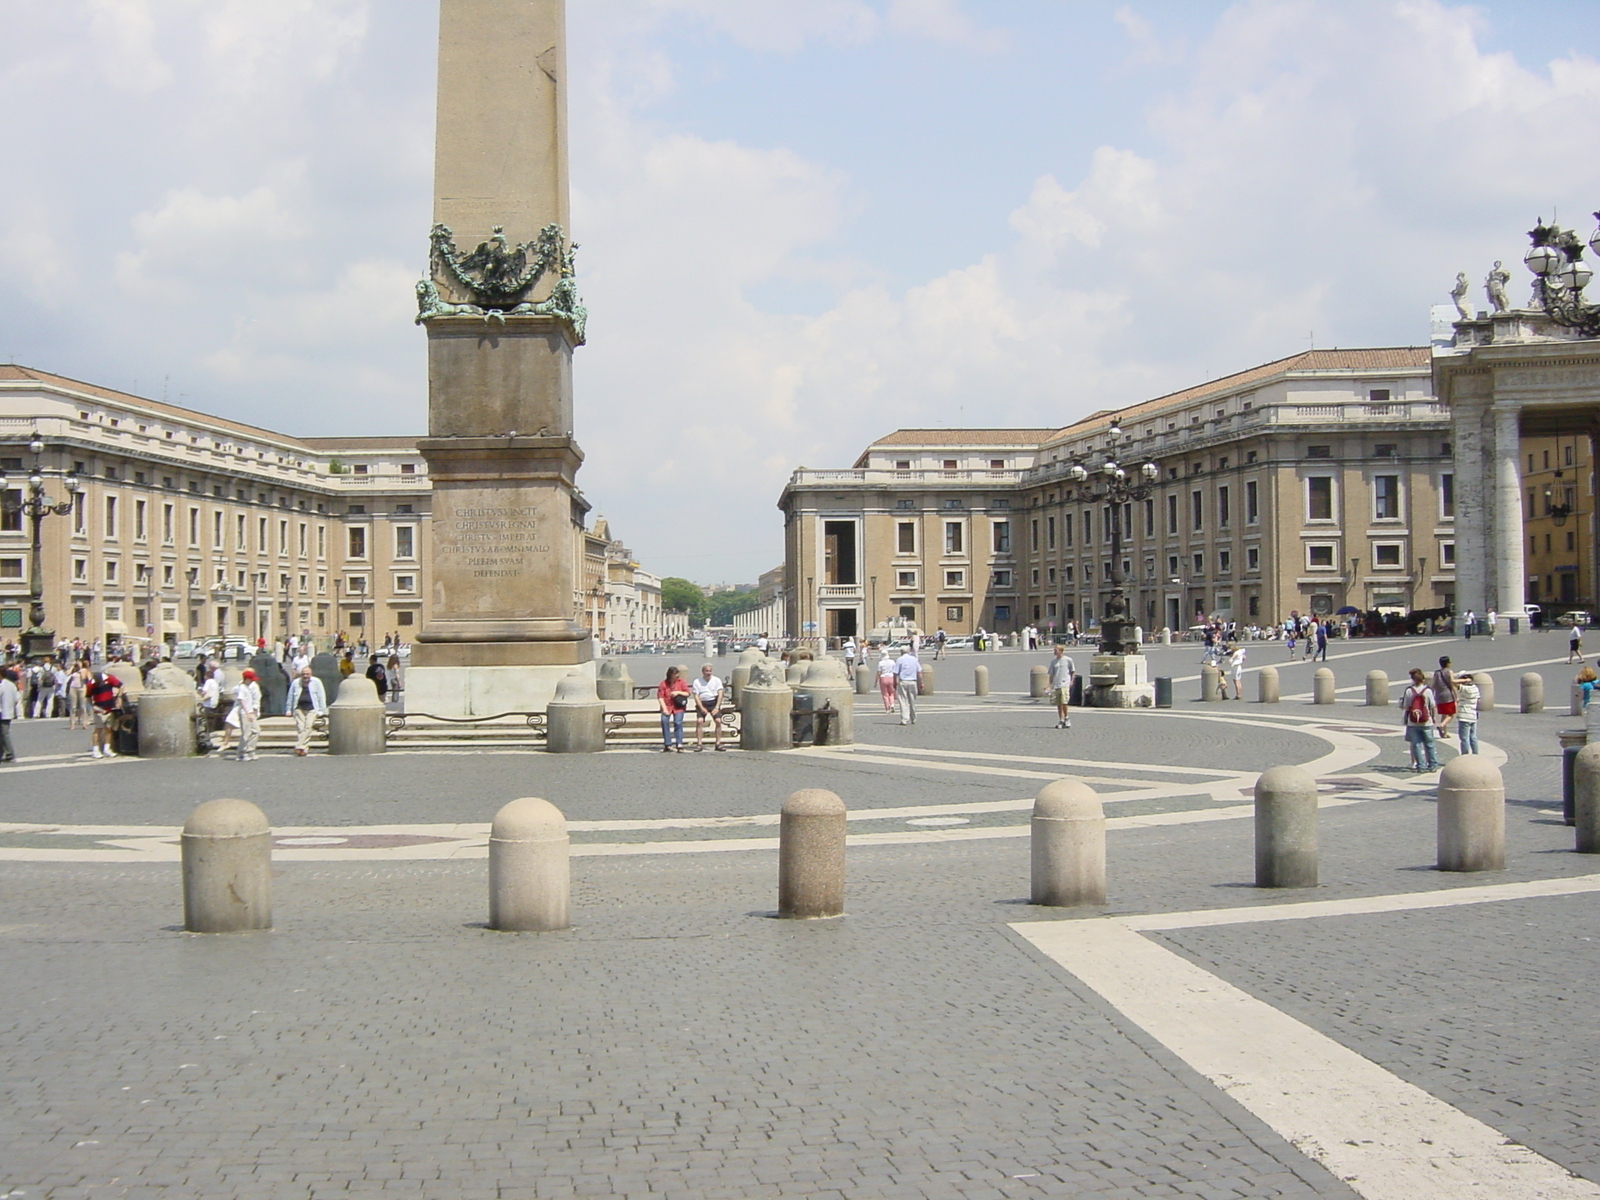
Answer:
1030, 779, 1107, 907
778, 788, 846, 918
785, 660, 808, 686
326, 675, 387, 755
1574, 681, 1586, 719
1437, 756, 1506, 872
919, 663, 935, 695
800, 659, 855, 745
1200, 664, 1221, 701
488, 797, 570, 932
1576, 744, 1600, 852
1365, 670, 1388, 707
974, 665, 989, 696
310, 651, 344, 704
1160, 628, 1172, 645
1030, 665, 1049, 699
182, 798, 272, 933
1475, 671, 1495, 712
594, 658, 634, 702
1257, 665, 1280, 703
1562, 730, 1588, 827
1313, 667, 1335, 705
730, 648, 763, 705
1521, 672, 1544, 714
740, 659, 793, 751
137, 665, 200, 758
1254, 765, 1318, 888
546, 672, 605, 753
854, 662, 874, 696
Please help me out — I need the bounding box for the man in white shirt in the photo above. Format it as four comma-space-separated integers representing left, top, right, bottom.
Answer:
690, 663, 726, 752
1047, 644, 1075, 729
894, 647, 923, 726
756, 633, 769, 655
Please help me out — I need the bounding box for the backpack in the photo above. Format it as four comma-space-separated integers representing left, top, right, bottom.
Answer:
1405, 687, 1430, 725
38, 666, 55, 688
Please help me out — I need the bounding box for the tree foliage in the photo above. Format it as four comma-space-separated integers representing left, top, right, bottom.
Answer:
660, 577, 704, 616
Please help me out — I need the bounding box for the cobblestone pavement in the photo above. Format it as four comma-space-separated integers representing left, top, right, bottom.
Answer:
1, 631, 1597, 1197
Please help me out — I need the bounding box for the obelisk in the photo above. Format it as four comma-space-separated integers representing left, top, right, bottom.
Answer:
406, 0, 594, 716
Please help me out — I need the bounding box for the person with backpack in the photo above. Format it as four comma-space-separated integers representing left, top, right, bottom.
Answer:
1399, 667, 1441, 772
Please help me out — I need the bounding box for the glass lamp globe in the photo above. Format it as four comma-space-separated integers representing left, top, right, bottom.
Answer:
28, 471, 44, 489
1590, 226, 1600, 257
1068, 464, 1088, 482
1102, 459, 1118, 476
1526, 244, 1562, 276
1557, 257, 1594, 294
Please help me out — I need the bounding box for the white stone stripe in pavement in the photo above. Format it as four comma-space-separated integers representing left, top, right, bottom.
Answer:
1014, 875, 1600, 1200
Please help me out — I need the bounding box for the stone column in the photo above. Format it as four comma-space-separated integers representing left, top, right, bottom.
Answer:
1452, 397, 1492, 615
1491, 403, 1526, 620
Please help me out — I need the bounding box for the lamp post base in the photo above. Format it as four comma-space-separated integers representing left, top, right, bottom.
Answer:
20, 628, 57, 660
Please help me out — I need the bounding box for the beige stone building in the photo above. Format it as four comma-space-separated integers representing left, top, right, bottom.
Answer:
780, 348, 1459, 641
1519, 433, 1592, 613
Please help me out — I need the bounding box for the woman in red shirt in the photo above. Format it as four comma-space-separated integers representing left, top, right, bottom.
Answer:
658, 665, 690, 752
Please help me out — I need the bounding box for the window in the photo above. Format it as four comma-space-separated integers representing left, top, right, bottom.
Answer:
347, 575, 368, 594
894, 498, 914, 510
1246, 547, 1260, 572
258, 516, 267, 548
1369, 389, 1391, 404
397, 611, 415, 626
161, 504, 174, 544
994, 605, 1010, 622
1191, 491, 1203, 532
1307, 544, 1336, 569
1440, 473, 1454, 519
896, 522, 916, 554
396, 526, 416, 558
1307, 477, 1333, 521
72, 558, 87, 582
1192, 553, 1204, 574
1, 489, 20, 533
992, 570, 1012, 587
1167, 494, 1178, 534
0, 558, 21, 580
1046, 568, 1056, 585
1217, 486, 1230, 528
992, 498, 1010, 510
1143, 498, 1155, 538
104, 559, 118, 584
134, 500, 147, 541
162, 565, 174, 587
104, 495, 118, 539
1063, 565, 1074, 583
1373, 475, 1400, 520
104, 605, 121, 623
942, 460, 957, 471
1307, 445, 1332, 458
1375, 444, 1397, 457
989, 459, 1004, 470
944, 570, 965, 589
946, 606, 964, 621
299, 523, 308, 556
401, 463, 417, 475
896, 570, 917, 589
944, 521, 963, 554
278, 519, 288, 553
895, 460, 911, 471
317, 526, 326, 558
991, 521, 1010, 554
1245, 480, 1259, 524
1046, 516, 1055, 550
1167, 555, 1179, 576
348, 527, 368, 558
395, 574, 416, 593
214, 511, 224, 548
1218, 550, 1232, 573
943, 499, 962, 510
1440, 541, 1456, 566
72, 493, 84, 534
1373, 543, 1402, 567
1031, 569, 1040, 585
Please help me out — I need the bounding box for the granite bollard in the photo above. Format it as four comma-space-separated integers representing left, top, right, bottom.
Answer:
182, 798, 272, 933
1254, 765, 1318, 888
1030, 779, 1106, 907
854, 662, 874, 696
1437, 756, 1505, 872
974, 665, 989, 696
488, 797, 570, 932
919, 662, 935, 695
327, 675, 387, 755
1313, 667, 1336, 705
1575, 743, 1600, 853
1365, 670, 1388, 707
1200, 664, 1221, 701
730, 647, 763, 705
594, 658, 634, 702
1029, 665, 1049, 699
778, 788, 846, 918
1475, 671, 1495, 712
1257, 665, 1280, 703
740, 659, 792, 751
1573, 681, 1585, 718
1521, 672, 1544, 714
546, 671, 605, 753
1561, 728, 1586, 825
137, 664, 199, 758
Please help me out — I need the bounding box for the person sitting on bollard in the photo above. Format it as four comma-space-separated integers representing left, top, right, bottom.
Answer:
690, 662, 726, 753
1432, 656, 1458, 740
876, 647, 897, 714
1454, 673, 1481, 754
1399, 667, 1442, 773
1225, 642, 1246, 700
658, 665, 690, 752
1048, 644, 1075, 729
1579, 666, 1598, 711
85, 669, 125, 760
284, 666, 329, 758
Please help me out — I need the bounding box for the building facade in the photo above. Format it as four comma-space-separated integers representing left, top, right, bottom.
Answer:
781, 349, 1459, 640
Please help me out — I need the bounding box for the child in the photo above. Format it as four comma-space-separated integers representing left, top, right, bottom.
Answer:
1454, 673, 1481, 755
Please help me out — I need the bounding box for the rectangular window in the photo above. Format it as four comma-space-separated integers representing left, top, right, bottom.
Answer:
994, 605, 1010, 622
1307, 445, 1332, 459
258, 516, 267, 549
1144, 498, 1154, 538
897, 522, 916, 555
1046, 516, 1055, 551
895, 498, 914, 510
279, 519, 289, 554
1246, 547, 1260, 571
0, 558, 22, 580
1218, 550, 1232, 573
1245, 480, 1259, 524
213, 511, 223, 548
944, 570, 965, 589
1191, 491, 1203, 532
161, 503, 174, 543
1192, 553, 1204, 574
162, 564, 174, 587
104, 559, 118, 584
1307, 477, 1333, 521
897, 570, 917, 589
1375, 443, 1397, 458
1063, 512, 1073, 548
299, 523, 308, 556
990, 521, 1010, 554
944, 522, 963, 554
104, 495, 118, 539
992, 570, 1011, 588
1046, 568, 1056, 585
134, 500, 147, 541
396, 525, 415, 558
1, 489, 21, 533
317, 525, 326, 558
1440, 473, 1454, 519
72, 557, 87, 582
1307, 544, 1336, 569
1374, 543, 1402, 567
1440, 541, 1456, 566
1374, 475, 1400, 520
395, 574, 416, 593
1168, 555, 1179, 576
1217, 486, 1230, 528
1166, 494, 1178, 534
946, 605, 964, 621
348, 527, 368, 558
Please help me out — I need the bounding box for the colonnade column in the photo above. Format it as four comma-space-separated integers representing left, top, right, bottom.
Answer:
1492, 403, 1526, 618
1452, 399, 1490, 614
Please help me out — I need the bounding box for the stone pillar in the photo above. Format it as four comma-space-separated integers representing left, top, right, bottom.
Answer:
1520, 672, 1544, 713
408, 0, 594, 717
739, 660, 792, 751
730, 647, 762, 704
1576, 743, 1600, 853
973, 665, 989, 696
1491, 403, 1527, 620
488, 796, 570, 931
1029, 665, 1049, 699
918, 663, 935, 695
1562, 729, 1588, 828
1437, 757, 1505, 872
1476, 671, 1495, 712
1254, 765, 1318, 888
1365, 670, 1388, 707
182, 798, 271, 933
594, 658, 633, 701
1030, 779, 1106, 907
1313, 667, 1335, 705
1160, 628, 1172, 645
854, 662, 874, 695
778, 788, 846, 918
1452, 396, 1492, 615
327, 675, 387, 755
546, 671, 605, 753
1257, 665, 1279, 703
1199, 664, 1221, 701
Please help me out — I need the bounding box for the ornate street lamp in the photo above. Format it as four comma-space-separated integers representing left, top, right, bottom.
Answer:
1065, 421, 1160, 655
0, 434, 81, 660
1524, 215, 1600, 337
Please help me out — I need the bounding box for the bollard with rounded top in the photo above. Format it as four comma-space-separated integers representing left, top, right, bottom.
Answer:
919, 663, 935, 695
1313, 667, 1335, 705
182, 798, 272, 933
1257, 665, 1280, 703
1521, 672, 1544, 714
1475, 671, 1495, 712
1254, 766, 1318, 888
1365, 670, 1388, 707
310, 651, 343, 704
1574, 681, 1585, 719
1160, 628, 1172, 645
740, 659, 793, 751
1437, 756, 1505, 872
1199, 664, 1221, 701
854, 662, 874, 696
488, 797, 570, 931
1563, 730, 1588, 828
974, 665, 989, 696
546, 672, 605, 753
730, 647, 763, 705
778, 788, 846, 918
594, 658, 634, 702
1030, 779, 1107, 907
138, 665, 201, 758
326, 675, 387, 755
1576, 743, 1600, 853
1029, 665, 1049, 699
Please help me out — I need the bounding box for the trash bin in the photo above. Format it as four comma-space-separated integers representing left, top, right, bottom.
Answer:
1154, 677, 1172, 708
790, 692, 815, 746
1509, 617, 1520, 635
114, 709, 140, 757
1070, 676, 1085, 707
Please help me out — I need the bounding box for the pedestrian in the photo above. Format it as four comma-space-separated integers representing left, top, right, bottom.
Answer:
199, 665, 222, 751
894, 644, 923, 726
339, 651, 355, 678
1571, 623, 1585, 664
1047, 644, 1075, 728
1464, 608, 1476, 639
0, 666, 18, 764
876, 647, 897, 713
365, 657, 389, 703
1578, 666, 1597, 711
233, 669, 262, 762
658, 665, 689, 752
1399, 667, 1441, 772
85, 669, 125, 759
284, 665, 328, 758
934, 628, 948, 659
1431, 656, 1458, 740
842, 636, 858, 673
1486, 608, 1498, 639
1284, 625, 1296, 659
690, 662, 726, 752
1313, 619, 1329, 661
1225, 642, 1246, 700
386, 653, 403, 696
1454, 673, 1481, 754
66, 662, 90, 730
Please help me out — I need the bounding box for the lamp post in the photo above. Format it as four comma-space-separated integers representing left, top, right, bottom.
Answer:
0, 434, 81, 660
1524, 215, 1600, 336
1066, 421, 1159, 655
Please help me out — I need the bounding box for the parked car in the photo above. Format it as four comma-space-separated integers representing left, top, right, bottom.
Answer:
1557, 610, 1592, 628
173, 639, 202, 659
199, 636, 253, 660
942, 635, 975, 650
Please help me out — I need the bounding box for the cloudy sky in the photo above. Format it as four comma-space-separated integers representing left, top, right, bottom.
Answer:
5, 1, 1600, 583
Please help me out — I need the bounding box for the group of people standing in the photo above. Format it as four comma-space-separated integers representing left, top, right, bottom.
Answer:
1398, 655, 1481, 771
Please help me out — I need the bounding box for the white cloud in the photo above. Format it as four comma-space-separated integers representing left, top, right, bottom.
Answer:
201, 0, 369, 95
88, 0, 174, 93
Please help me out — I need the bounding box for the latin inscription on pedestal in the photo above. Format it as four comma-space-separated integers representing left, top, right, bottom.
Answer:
430, 488, 561, 619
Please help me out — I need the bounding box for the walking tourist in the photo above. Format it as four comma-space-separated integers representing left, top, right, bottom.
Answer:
842, 636, 858, 672
1431, 656, 1458, 739
876, 647, 897, 713
1313, 619, 1329, 661
1571, 623, 1585, 664
658, 665, 689, 752
894, 644, 923, 726
66, 662, 90, 730
1454, 673, 1481, 754
690, 663, 725, 752
1225, 643, 1246, 700
1048, 644, 1075, 729
233, 669, 262, 762
285, 666, 328, 758
86, 669, 125, 760
0, 666, 18, 763
365, 657, 389, 703
1399, 667, 1441, 772
1486, 608, 1498, 638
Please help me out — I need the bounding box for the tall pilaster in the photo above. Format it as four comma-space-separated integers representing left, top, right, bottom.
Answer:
408, 0, 593, 717
1452, 397, 1491, 614
1491, 403, 1526, 618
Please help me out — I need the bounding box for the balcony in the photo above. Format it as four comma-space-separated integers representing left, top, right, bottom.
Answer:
788, 468, 1022, 486
817, 584, 863, 600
